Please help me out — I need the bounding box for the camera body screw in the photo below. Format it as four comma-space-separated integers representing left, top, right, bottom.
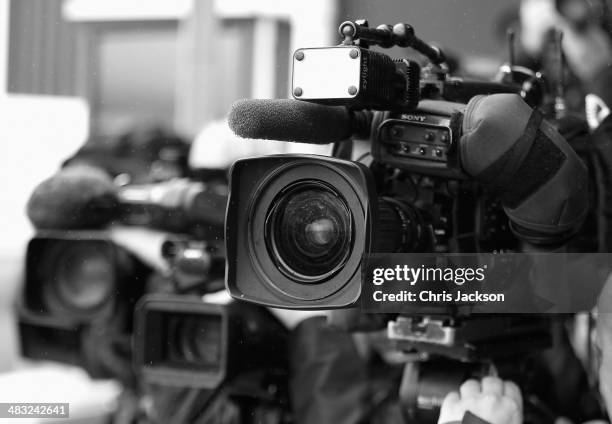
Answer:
349, 48, 359, 59
294, 87, 303, 97
295, 50, 304, 61
348, 86, 358, 95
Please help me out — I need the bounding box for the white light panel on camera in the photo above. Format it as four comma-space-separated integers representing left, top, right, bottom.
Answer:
292, 47, 361, 101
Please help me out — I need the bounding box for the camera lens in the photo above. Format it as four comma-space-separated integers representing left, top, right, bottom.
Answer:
265, 181, 353, 283
169, 315, 222, 369
377, 198, 430, 253
51, 244, 114, 311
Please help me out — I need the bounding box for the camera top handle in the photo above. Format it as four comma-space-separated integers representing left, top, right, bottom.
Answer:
338, 20, 447, 67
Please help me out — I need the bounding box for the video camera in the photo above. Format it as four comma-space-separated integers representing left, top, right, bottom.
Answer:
113, 174, 290, 421
18, 169, 229, 385
225, 19, 592, 422
226, 19, 585, 308
133, 294, 288, 393
18, 230, 153, 381
130, 265, 290, 424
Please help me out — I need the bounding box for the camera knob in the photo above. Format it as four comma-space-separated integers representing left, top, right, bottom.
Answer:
339, 21, 357, 38
376, 24, 395, 48
392, 23, 415, 47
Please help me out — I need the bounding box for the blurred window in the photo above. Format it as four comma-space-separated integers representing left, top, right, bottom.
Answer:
7, 0, 292, 138
8, 0, 78, 96
93, 24, 177, 136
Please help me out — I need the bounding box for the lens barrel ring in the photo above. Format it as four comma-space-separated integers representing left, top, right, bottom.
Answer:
168, 315, 223, 368
247, 160, 369, 302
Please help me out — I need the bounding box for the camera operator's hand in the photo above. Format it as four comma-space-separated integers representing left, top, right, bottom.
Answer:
438, 377, 523, 424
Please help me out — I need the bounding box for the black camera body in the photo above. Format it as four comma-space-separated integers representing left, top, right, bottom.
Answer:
225, 141, 515, 310
371, 100, 465, 179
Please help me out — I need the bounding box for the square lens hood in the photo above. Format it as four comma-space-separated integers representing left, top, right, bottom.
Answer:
225, 154, 377, 309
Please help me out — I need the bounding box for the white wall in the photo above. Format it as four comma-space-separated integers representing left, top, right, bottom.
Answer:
63, 0, 193, 21
214, 0, 339, 51
0, 0, 90, 373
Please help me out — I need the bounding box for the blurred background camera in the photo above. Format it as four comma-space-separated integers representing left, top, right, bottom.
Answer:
133, 295, 290, 423
18, 231, 152, 381
135, 295, 288, 389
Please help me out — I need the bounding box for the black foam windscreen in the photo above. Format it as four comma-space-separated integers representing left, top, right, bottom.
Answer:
228, 99, 354, 144
27, 165, 119, 230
